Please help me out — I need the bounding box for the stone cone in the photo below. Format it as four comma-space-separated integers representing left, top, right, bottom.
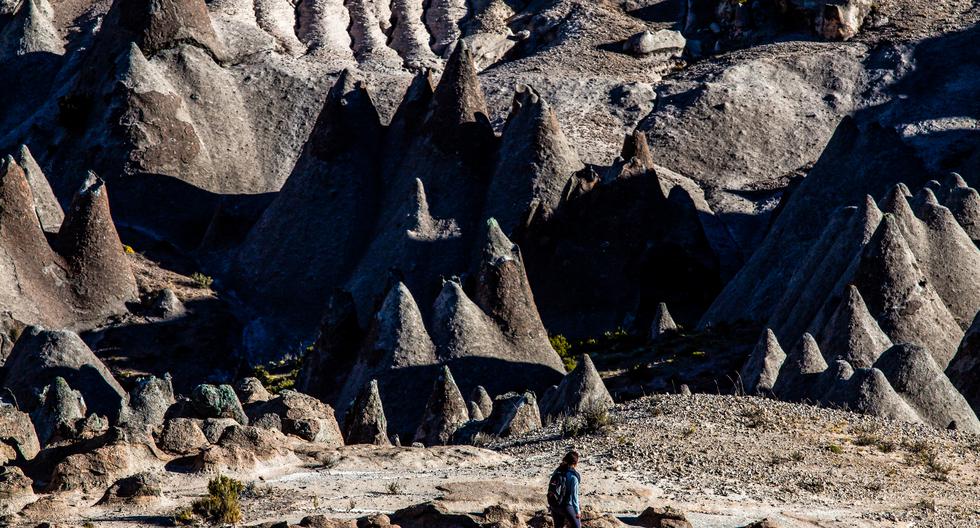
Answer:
14, 145, 63, 232
945, 185, 980, 246
471, 386, 493, 418
0, 0, 64, 60
947, 311, 980, 415
540, 354, 614, 421
773, 333, 827, 401
650, 302, 679, 340
816, 285, 892, 368
344, 380, 390, 445
740, 328, 786, 395
414, 366, 469, 446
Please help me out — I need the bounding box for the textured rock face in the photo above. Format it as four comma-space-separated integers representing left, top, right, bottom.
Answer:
773, 333, 827, 401
540, 354, 614, 421
254, 390, 344, 445
0, 403, 40, 464
31, 376, 87, 447
470, 386, 493, 418
650, 303, 679, 341
0, 0, 64, 60
13, 144, 63, 232
874, 344, 980, 432
484, 391, 542, 437
816, 285, 892, 369
343, 379, 390, 446
157, 417, 209, 455
2, 327, 127, 422
114, 0, 226, 59
0, 465, 36, 515
120, 374, 176, 436
235, 377, 272, 404
414, 366, 469, 446
624, 29, 685, 57
740, 329, 786, 395
194, 424, 295, 473
948, 311, 980, 414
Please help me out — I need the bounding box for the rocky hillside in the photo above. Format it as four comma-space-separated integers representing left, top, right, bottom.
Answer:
1, 0, 979, 525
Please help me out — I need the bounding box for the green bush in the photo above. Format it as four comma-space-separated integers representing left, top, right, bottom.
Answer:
191, 272, 214, 290
549, 334, 576, 372
560, 404, 614, 438
177, 475, 244, 525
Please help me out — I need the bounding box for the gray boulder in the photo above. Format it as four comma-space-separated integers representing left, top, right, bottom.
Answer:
191, 384, 248, 425
30, 376, 86, 447
253, 390, 344, 445
470, 386, 493, 418
0, 403, 39, 464
484, 391, 542, 438
0, 465, 36, 515
201, 417, 240, 444
623, 29, 686, 58
157, 418, 210, 455
235, 377, 272, 405
650, 302, 679, 341
120, 374, 175, 436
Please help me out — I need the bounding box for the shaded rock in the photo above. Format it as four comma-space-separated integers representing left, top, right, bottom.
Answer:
0, 403, 40, 464
235, 377, 272, 405
55, 173, 139, 321
817, 0, 872, 40
200, 417, 239, 444
391, 501, 480, 528
816, 285, 892, 368
344, 379, 390, 446
345, 0, 399, 64
97, 471, 162, 504
414, 366, 469, 446
874, 344, 980, 433
425, 40, 492, 148
738, 520, 782, 528
13, 145, 63, 232
467, 401, 484, 422
483, 391, 542, 438
120, 374, 175, 436
0, 465, 36, 515
191, 384, 248, 425
773, 333, 827, 401
945, 186, 980, 245
425, 0, 467, 56
484, 86, 583, 232
471, 386, 493, 418
540, 354, 613, 421
388, 0, 438, 69
194, 424, 295, 473
148, 288, 184, 319
821, 367, 923, 424
948, 310, 980, 414
115, 0, 228, 59
635, 505, 693, 528
0, 0, 64, 60
650, 302, 678, 340
300, 515, 358, 528
254, 390, 343, 445
251, 412, 282, 432
2, 327, 126, 422
853, 215, 963, 368
740, 329, 786, 395
157, 417, 209, 455
48, 439, 159, 492
624, 30, 685, 58
30, 377, 86, 447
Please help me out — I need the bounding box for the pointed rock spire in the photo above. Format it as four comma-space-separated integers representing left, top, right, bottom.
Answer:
426, 40, 490, 136
947, 311, 980, 415
473, 219, 564, 372
540, 354, 614, 421
369, 283, 438, 369
945, 185, 980, 246
31, 377, 87, 447
0, 0, 64, 60
484, 85, 583, 233
606, 130, 658, 181
295, 0, 354, 59
433, 279, 512, 363
740, 328, 786, 395
414, 366, 469, 446
425, 0, 467, 56
114, 0, 227, 60
389, 0, 438, 69
470, 386, 493, 418
773, 333, 827, 401
0, 155, 58, 263
817, 285, 892, 368
56, 173, 138, 316
910, 187, 940, 214
344, 380, 390, 445
853, 215, 963, 368
307, 69, 383, 161
821, 367, 924, 424
345, 0, 400, 64
650, 302, 679, 340
406, 179, 460, 241
14, 145, 64, 232
874, 344, 980, 433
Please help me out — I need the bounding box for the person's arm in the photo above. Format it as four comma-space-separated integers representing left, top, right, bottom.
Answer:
568, 473, 580, 516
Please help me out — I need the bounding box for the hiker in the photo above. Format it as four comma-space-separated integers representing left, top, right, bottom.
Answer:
547, 450, 581, 528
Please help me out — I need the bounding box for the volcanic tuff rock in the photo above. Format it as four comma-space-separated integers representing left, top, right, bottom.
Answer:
650, 302, 678, 341
252, 390, 344, 445
119, 375, 175, 436
343, 379, 390, 446
157, 417, 209, 455
0, 403, 40, 464
414, 366, 468, 446
816, 285, 892, 369
0, 465, 35, 515
540, 354, 614, 421
190, 384, 248, 425
31, 376, 87, 447
772, 333, 827, 402
13, 144, 63, 232
470, 386, 493, 419
948, 311, 980, 414
1, 327, 127, 422
483, 391, 542, 438
739, 329, 786, 395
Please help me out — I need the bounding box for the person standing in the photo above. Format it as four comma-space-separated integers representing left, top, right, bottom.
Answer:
547, 451, 581, 528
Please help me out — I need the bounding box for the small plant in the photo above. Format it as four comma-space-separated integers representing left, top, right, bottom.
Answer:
827, 444, 844, 455
853, 432, 881, 447
178, 475, 244, 525
347, 498, 357, 512
386, 481, 403, 495
549, 334, 576, 372
877, 439, 897, 453
191, 272, 214, 290
470, 432, 495, 448
122, 244, 136, 255
560, 404, 614, 438
680, 424, 697, 438
789, 450, 805, 462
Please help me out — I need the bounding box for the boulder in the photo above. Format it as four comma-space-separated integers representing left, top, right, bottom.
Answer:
344, 380, 390, 446
48, 439, 159, 492
148, 288, 185, 319
0, 403, 39, 464
191, 384, 248, 425
817, 0, 873, 40
235, 377, 272, 404
300, 515, 359, 528
650, 303, 679, 340
414, 366, 469, 446
0, 465, 36, 515
201, 417, 240, 444
157, 417, 209, 455
1, 327, 127, 422
30, 376, 86, 447
194, 424, 295, 473
97, 471, 163, 504
120, 374, 175, 436
740, 329, 786, 395
484, 391, 542, 438
738, 520, 782, 528
540, 354, 614, 421
635, 505, 693, 528
624, 30, 686, 58
254, 390, 344, 445
391, 501, 480, 528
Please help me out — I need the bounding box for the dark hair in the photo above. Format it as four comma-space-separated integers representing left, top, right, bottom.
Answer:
559, 450, 579, 471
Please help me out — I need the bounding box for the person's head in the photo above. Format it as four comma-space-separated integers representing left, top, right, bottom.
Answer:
560, 450, 579, 470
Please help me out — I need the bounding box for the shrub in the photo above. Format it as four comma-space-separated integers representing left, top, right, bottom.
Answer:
122, 244, 136, 255
827, 444, 844, 455
179, 475, 244, 525
386, 481, 403, 495
191, 272, 214, 290
549, 335, 576, 372
560, 404, 614, 438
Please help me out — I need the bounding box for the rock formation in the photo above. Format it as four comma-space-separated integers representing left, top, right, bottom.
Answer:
650, 302, 679, 341
540, 354, 614, 421
772, 333, 827, 401
30, 377, 88, 447
0, 403, 40, 464
816, 285, 892, 368
13, 144, 63, 232
253, 390, 344, 445
948, 311, 980, 414
191, 384, 248, 425
470, 386, 493, 418
483, 391, 542, 438
414, 366, 468, 446
740, 329, 786, 395
344, 379, 390, 446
